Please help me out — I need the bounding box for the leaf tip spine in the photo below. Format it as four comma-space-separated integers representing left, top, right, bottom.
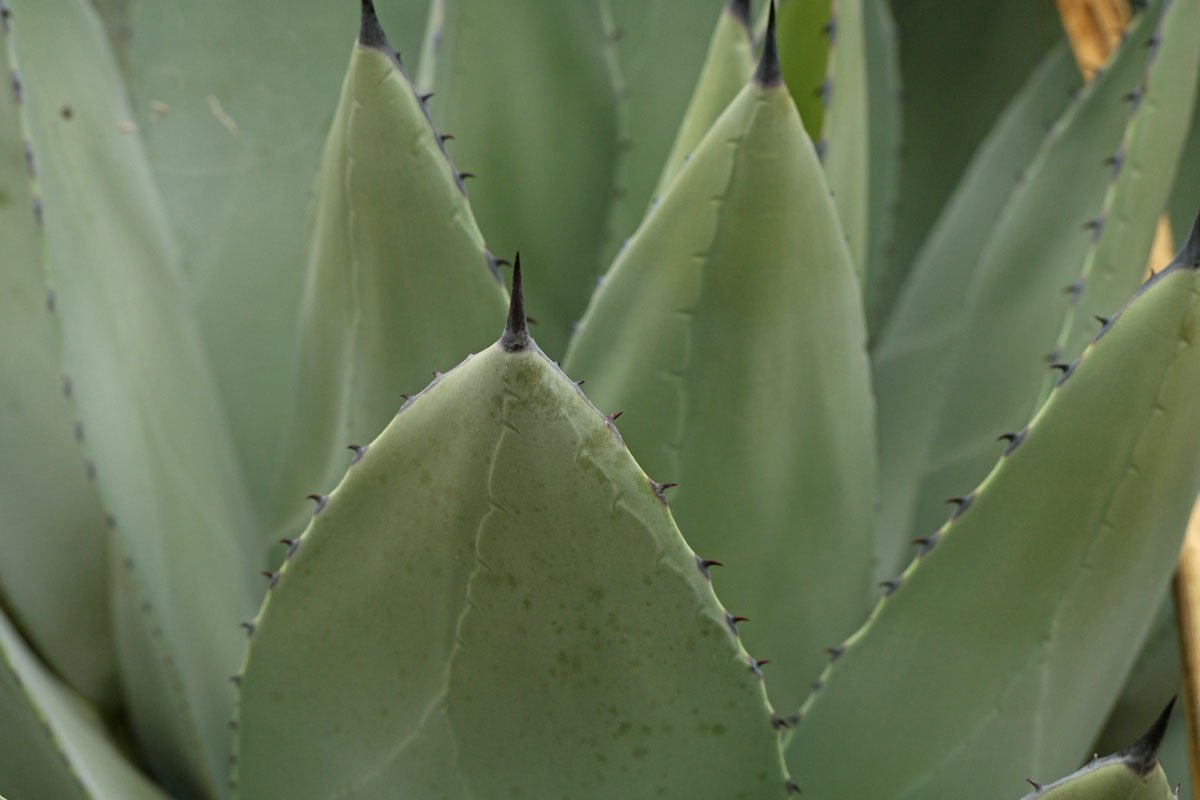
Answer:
501, 252, 530, 352
1120, 697, 1174, 775
358, 0, 392, 52
727, 0, 751, 30
753, 1, 782, 87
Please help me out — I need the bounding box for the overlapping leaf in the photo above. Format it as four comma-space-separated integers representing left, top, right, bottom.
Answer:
273, 4, 508, 546
6, 1, 259, 793
565, 19, 876, 714
789, 217, 1200, 798
236, 275, 791, 799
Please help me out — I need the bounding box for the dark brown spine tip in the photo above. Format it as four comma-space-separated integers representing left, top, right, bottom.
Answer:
358, 0, 391, 51
754, 1, 782, 86
1179, 206, 1200, 268
501, 252, 530, 351
1121, 697, 1175, 775
1026, 778, 1042, 791
727, 0, 751, 30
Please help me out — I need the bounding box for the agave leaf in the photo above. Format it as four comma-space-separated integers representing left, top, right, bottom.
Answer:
1092, 596, 1191, 800
121, 0, 428, 518
1047, 0, 1200, 386
235, 265, 792, 799
820, 0, 868, 274
85, 0, 129, 75
272, 3, 508, 547
1169, 95, 1200, 241
788, 216, 1200, 798
0, 606, 166, 800
871, 41, 1082, 579
602, 0, 727, 267
5, 0, 259, 794
418, 0, 619, 355
907, 0, 1197, 548
1019, 703, 1176, 800
860, 0, 902, 337
564, 15, 875, 714
651, 0, 753, 199
887, 0, 1062, 286
777, 0, 831, 139
873, 3, 1165, 557
0, 17, 115, 708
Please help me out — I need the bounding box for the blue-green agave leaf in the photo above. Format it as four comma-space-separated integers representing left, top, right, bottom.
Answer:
789, 215, 1200, 799
0, 12, 115, 709
564, 15, 875, 714
0, 607, 166, 800
874, 4, 1167, 560
871, 40, 1082, 579
272, 2, 508, 549
417, 0, 620, 355
235, 265, 792, 799
121, 0, 429, 518
886, 0, 1062, 287
5, 1, 260, 794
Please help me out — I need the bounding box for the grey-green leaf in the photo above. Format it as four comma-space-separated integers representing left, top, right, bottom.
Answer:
1046, 0, 1200, 390
887, 0, 1062, 287
602, 0, 727, 268
651, 0, 753, 199
0, 605, 166, 800
6, 0, 260, 794
564, 36, 876, 714
236, 288, 791, 799
0, 15, 115, 709
820, 0, 868, 274
873, 4, 1165, 561
1019, 703, 1176, 800
860, 0, 903, 337
789, 216, 1200, 799
871, 40, 1081, 579
271, 7, 508, 548
419, 0, 619, 355
121, 0, 430, 520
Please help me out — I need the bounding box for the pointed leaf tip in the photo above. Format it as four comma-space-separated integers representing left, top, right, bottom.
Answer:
502, 253, 530, 352
754, 1, 782, 86
358, 0, 391, 51
1179, 205, 1200, 268
1120, 697, 1175, 775
727, 0, 752, 29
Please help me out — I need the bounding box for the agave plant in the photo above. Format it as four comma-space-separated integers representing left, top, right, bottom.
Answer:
2, 0, 1200, 797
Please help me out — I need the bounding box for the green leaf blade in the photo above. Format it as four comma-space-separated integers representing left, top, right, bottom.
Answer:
874, 5, 1162, 560
1049, 0, 1200, 372
6, 1, 261, 793
860, 0, 903, 336
789, 220, 1200, 799
871, 41, 1081, 578
565, 63, 876, 714
651, 1, 753, 199
0, 608, 167, 800
0, 20, 115, 709
421, 0, 619, 355
238, 326, 791, 798
820, 0, 869, 274
272, 24, 508, 546
887, 0, 1062, 283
